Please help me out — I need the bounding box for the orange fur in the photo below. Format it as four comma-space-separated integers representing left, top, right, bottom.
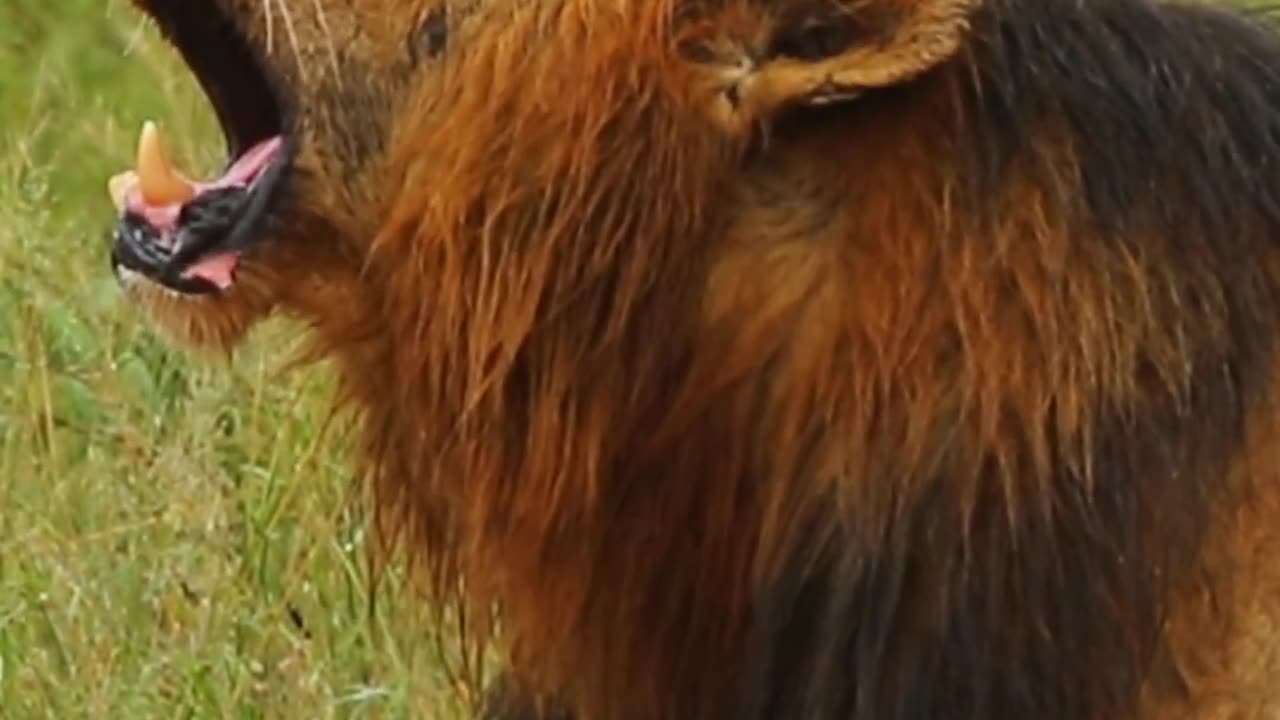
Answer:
117, 0, 1280, 717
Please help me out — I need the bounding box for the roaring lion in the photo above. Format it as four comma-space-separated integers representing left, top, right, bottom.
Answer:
103, 0, 1280, 717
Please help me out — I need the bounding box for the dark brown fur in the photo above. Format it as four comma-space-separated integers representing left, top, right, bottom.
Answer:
117, 0, 1280, 718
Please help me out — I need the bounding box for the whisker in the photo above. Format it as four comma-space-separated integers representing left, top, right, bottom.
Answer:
263, 0, 276, 56
310, 0, 342, 79
274, 0, 312, 83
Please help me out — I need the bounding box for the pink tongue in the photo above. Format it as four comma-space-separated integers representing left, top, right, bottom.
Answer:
124, 136, 284, 288
183, 252, 239, 290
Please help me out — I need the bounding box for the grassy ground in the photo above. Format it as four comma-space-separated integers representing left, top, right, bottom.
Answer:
0, 2, 463, 717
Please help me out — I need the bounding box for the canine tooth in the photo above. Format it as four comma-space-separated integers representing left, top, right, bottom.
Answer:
137, 121, 195, 205
108, 171, 137, 212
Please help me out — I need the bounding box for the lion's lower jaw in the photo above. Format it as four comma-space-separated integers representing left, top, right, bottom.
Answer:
117, 268, 272, 353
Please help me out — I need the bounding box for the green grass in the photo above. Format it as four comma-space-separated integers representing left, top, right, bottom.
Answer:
0, 2, 464, 717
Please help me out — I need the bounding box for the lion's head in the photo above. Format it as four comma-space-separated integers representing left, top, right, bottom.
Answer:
97, 2, 1280, 718
106, 0, 431, 349
105, 0, 977, 353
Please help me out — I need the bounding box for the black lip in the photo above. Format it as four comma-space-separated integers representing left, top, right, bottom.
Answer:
169, 154, 293, 267
115, 0, 297, 295
111, 213, 220, 296
109, 151, 295, 295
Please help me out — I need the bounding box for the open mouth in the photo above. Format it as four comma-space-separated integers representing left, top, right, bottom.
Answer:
109, 0, 294, 296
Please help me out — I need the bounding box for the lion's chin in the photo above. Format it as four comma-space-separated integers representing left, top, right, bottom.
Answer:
117, 265, 275, 354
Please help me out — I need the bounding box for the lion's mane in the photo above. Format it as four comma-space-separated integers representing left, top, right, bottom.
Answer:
265, 0, 1280, 717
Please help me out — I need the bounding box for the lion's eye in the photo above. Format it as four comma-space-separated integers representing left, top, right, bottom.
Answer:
678, 40, 719, 65
411, 8, 449, 63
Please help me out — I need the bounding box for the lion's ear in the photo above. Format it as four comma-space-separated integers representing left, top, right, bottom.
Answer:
745, 0, 978, 114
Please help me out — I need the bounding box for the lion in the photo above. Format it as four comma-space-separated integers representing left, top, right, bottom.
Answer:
102, 0, 1280, 717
